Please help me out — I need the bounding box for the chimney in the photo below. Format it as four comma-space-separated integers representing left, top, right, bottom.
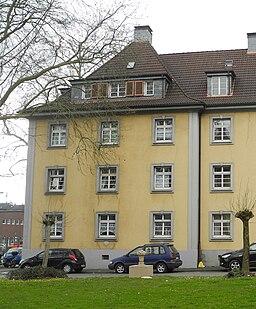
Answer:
247, 33, 256, 53
134, 25, 152, 44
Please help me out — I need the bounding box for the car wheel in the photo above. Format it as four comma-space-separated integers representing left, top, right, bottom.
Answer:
229, 260, 241, 271
62, 264, 73, 274
3, 263, 8, 268
156, 262, 168, 273
114, 263, 125, 274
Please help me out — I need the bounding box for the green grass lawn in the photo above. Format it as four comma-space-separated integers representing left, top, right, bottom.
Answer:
1, 276, 256, 308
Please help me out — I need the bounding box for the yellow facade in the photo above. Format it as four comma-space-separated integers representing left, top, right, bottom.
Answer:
201, 111, 256, 252
30, 112, 189, 252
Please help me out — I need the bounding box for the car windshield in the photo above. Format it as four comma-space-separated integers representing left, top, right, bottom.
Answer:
168, 245, 178, 255
128, 246, 143, 256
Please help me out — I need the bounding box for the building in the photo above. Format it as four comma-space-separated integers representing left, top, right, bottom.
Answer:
0, 203, 24, 247
23, 26, 256, 268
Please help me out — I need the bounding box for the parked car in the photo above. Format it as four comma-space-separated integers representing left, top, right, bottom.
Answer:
218, 243, 256, 270
1, 247, 22, 268
19, 248, 86, 273
108, 243, 182, 274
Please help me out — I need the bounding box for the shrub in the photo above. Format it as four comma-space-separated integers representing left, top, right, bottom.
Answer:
7, 266, 68, 280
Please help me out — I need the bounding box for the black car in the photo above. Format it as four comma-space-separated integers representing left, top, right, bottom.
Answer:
218, 243, 256, 270
108, 243, 182, 274
19, 248, 86, 273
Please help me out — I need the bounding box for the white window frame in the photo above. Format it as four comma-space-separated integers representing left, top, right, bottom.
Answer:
207, 74, 233, 96
210, 163, 233, 191
81, 84, 91, 99
99, 120, 119, 145
97, 165, 118, 193
211, 116, 233, 144
151, 164, 174, 192
109, 82, 126, 97
210, 211, 233, 240
43, 212, 64, 241
153, 117, 174, 144
96, 212, 118, 240
150, 211, 173, 240
48, 122, 68, 147
46, 167, 66, 194
144, 81, 154, 96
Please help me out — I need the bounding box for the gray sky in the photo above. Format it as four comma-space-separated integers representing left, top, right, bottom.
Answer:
1, 0, 256, 204
138, 0, 256, 54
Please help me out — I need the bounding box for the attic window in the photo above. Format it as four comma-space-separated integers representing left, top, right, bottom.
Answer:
127, 62, 135, 69
206, 72, 235, 97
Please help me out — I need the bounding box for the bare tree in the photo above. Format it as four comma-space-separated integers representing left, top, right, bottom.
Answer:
0, 0, 140, 266
230, 186, 256, 274
0, 0, 139, 177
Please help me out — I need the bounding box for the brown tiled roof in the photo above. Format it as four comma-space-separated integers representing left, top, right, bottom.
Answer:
25, 42, 256, 118
87, 41, 170, 80
160, 49, 256, 107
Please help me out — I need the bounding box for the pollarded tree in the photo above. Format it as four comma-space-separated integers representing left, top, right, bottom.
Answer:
230, 186, 256, 274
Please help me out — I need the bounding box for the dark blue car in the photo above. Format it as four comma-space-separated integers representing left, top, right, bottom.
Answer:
108, 243, 182, 274
1, 247, 22, 268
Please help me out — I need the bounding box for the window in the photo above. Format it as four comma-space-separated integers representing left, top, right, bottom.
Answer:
126, 81, 144, 96
211, 164, 233, 191
46, 167, 66, 193
145, 81, 154, 96
151, 212, 173, 240
49, 123, 67, 147
91, 83, 108, 98
211, 117, 232, 143
210, 212, 232, 240
81, 84, 91, 99
2, 219, 6, 224
12, 219, 15, 225
96, 213, 117, 239
207, 73, 234, 96
110, 82, 125, 97
97, 166, 118, 193
100, 121, 119, 145
43, 213, 64, 241
7, 219, 11, 225
153, 117, 174, 144
152, 164, 173, 192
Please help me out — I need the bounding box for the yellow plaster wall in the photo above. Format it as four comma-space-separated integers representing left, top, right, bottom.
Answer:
30, 113, 189, 251
201, 111, 256, 251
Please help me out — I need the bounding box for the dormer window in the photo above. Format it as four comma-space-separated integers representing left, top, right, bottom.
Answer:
207, 72, 235, 97
91, 83, 108, 98
110, 82, 125, 97
145, 81, 154, 96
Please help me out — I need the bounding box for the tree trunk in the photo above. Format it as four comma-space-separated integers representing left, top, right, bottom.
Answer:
42, 223, 51, 268
242, 219, 250, 274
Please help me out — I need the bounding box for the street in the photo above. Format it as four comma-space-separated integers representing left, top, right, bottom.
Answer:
0, 266, 227, 279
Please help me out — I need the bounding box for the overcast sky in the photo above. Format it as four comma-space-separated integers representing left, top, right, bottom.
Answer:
1, 0, 256, 204
138, 0, 256, 54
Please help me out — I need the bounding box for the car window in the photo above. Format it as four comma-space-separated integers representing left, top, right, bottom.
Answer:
168, 245, 178, 254
128, 246, 143, 256
250, 244, 256, 251
144, 246, 161, 255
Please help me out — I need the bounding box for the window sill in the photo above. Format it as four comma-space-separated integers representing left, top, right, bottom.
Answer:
151, 190, 173, 194
210, 238, 233, 242
152, 142, 174, 146
150, 238, 173, 242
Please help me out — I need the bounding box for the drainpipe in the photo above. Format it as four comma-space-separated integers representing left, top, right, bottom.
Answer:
197, 110, 203, 266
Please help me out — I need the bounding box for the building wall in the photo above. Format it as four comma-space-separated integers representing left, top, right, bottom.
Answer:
201, 111, 256, 265
25, 112, 197, 267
